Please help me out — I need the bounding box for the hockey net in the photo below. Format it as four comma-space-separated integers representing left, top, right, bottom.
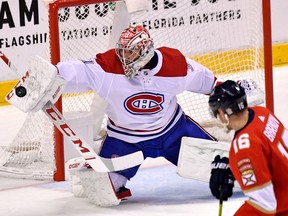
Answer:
0, 0, 272, 180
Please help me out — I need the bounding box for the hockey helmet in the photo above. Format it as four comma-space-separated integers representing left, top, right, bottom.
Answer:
208, 80, 248, 117
116, 25, 154, 79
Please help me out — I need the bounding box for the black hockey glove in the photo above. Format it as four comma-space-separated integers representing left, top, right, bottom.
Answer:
209, 155, 235, 201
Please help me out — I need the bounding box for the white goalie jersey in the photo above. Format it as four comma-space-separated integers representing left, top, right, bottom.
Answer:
56, 47, 216, 143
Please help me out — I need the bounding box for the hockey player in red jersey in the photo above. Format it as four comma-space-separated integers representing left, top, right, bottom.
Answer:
56, 25, 218, 206
208, 80, 288, 215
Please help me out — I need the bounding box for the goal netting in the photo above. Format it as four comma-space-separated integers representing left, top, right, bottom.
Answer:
0, 0, 272, 180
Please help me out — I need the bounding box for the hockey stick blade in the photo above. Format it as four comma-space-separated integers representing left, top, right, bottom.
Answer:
43, 101, 144, 172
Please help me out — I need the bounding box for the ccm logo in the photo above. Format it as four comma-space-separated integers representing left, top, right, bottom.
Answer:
45, 106, 91, 154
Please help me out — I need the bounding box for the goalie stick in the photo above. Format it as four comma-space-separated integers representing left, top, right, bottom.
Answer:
42, 100, 144, 172
1, 51, 144, 172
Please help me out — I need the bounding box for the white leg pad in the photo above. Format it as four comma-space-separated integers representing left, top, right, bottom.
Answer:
69, 171, 86, 198
67, 157, 89, 198
177, 137, 230, 182
78, 169, 120, 207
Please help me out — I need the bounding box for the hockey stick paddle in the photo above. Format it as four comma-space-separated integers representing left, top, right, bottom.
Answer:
42, 100, 144, 172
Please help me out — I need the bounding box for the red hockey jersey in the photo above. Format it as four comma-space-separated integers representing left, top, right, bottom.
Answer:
229, 106, 288, 215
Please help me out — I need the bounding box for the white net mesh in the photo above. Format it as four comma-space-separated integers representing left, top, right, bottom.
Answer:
0, 112, 55, 179
56, 0, 266, 138
0, 0, 267, 180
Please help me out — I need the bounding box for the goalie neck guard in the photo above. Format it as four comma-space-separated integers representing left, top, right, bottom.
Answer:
209, 80, 248, 117
116, 25, 154, 79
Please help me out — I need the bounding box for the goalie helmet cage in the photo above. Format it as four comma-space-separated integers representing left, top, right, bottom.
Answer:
0, 0, 273, 181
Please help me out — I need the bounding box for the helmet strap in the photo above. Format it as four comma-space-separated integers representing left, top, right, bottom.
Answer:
217, 112, 232, 133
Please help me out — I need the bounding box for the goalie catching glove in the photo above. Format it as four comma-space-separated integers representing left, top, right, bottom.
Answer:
5, 56, 66, 112
238, 79, 264, 106
209, 155, 235, 201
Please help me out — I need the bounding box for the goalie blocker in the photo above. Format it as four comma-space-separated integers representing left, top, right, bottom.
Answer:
5, 56, 66, 112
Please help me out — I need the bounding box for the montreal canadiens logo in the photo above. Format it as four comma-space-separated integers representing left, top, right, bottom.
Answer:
124, 92, 164, 115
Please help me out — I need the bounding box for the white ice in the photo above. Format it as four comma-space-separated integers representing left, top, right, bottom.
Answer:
0, 66, 287, 216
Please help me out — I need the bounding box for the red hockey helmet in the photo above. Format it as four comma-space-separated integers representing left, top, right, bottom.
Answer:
116, 25, 154, 79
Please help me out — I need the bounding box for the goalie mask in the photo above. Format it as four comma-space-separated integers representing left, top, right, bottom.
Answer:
116, 25, 154, 79
209, 80, 248, 117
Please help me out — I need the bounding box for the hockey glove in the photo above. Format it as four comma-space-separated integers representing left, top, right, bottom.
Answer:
238, 79, 264, 106
5, 56, 66, 112
209, 155, 234, 201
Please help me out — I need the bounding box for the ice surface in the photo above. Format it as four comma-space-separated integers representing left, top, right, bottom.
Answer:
0, 66, 287, 216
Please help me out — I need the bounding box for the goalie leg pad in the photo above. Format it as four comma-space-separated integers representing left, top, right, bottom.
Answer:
177, 137, 230, 182
69, 170, 86, 198
78, 169, 121, 207
67, 157, 90, 198
67, 158, 131, 206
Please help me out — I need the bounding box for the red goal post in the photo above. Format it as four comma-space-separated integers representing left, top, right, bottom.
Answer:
48, 0, 273, 181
